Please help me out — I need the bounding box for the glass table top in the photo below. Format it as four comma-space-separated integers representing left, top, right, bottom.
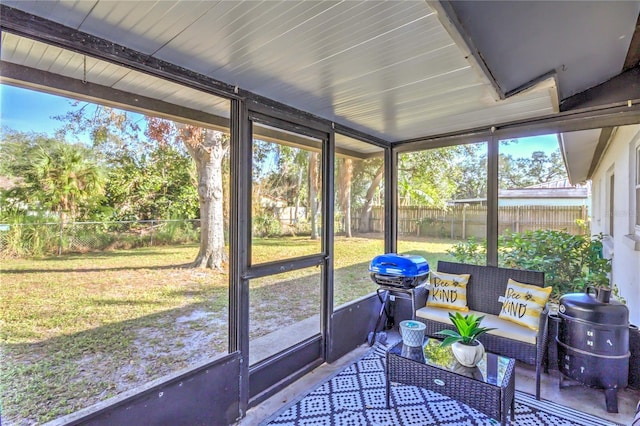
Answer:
388, 337, 512, 387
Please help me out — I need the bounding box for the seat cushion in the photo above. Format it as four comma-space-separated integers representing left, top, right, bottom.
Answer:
416, 306, 538, 345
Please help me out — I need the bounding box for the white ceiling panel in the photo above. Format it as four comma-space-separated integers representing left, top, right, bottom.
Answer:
6, 0, 630, 146
1, 33, 129, 87
335, 133, 384, 156
78, 1, 217, 55
113, 70, 183, 101
1, 32, 24, 63
1, 0, 95, 29
1, 34, 230, 122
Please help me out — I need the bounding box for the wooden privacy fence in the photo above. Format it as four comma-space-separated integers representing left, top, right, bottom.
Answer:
351, 205, 588, 238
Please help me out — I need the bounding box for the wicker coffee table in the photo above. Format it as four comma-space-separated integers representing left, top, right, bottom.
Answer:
386, 337, 516, 426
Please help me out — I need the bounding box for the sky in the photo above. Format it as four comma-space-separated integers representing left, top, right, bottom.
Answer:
0, 84, 561, 157
0, 84, 78, 135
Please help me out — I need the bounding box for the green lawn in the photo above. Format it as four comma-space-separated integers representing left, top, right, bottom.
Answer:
0, 235, 457, 424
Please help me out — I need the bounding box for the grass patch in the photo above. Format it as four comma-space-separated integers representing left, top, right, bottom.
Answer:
1, 236, 457, 424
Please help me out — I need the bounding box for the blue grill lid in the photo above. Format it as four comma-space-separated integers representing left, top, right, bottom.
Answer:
369, 253, 429, 277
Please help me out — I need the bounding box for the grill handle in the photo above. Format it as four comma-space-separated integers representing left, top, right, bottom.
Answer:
586, 285, 611, 303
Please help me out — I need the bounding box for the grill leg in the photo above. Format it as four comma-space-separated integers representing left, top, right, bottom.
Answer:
369, 290, 389, 346
604, 388, 618, 413
385, 295, 395, 329
410, 289, 416, 320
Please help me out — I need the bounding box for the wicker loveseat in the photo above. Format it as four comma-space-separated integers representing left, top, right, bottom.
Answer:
415, 261, 548, 400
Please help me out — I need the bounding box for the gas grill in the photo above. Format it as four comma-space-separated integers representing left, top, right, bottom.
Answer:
369, 253, 430, 289
367, 254, 429, 345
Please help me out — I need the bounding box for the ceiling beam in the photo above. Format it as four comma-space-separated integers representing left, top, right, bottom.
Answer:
623, 14, 640, 71
332, 123, 389, 150
394, 101, 640, 150
428, 1, 504, 101
0, 5, 239, 100
560, 65, 640, 112
1, 61, 375, 159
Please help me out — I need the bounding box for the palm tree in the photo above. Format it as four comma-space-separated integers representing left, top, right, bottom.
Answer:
31, 141, 105, 224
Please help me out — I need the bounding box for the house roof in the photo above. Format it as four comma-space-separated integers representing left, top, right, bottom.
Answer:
498, 187, 589, 200
1, 1, 639, 157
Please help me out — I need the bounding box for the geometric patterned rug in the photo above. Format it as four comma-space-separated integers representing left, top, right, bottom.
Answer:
260, 343, 622, 426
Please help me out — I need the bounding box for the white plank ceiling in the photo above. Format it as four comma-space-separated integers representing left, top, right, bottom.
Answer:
0, 0, 587, 147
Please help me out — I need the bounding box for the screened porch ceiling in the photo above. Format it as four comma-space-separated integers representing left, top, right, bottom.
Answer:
1, 1, 639, 167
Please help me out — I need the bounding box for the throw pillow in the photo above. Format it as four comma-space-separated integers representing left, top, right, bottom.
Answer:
498, 278, 552, 331
427, 271, 471, 312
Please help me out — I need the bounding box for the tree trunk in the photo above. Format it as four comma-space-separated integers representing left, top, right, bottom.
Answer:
294, 167, 303, 228
309, 152, 320, 240
358, 164, 384, 233
338, 158, 353, 237
178, 125, 228, 269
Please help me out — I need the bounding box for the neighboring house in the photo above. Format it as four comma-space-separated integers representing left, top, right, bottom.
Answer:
561, 124, 640, 326
448, 180, 590, 209
258, 195, 287, 210
259, 195, 307, 227
498, 180, 590, 213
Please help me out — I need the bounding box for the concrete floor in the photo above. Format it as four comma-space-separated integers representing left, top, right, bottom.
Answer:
237, 330, 640, 425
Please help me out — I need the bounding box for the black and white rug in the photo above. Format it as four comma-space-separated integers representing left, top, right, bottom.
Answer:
260, 344, 621, 426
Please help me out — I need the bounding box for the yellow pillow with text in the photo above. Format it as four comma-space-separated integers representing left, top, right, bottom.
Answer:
426, 271, 471, 312
498, 279, 552, 331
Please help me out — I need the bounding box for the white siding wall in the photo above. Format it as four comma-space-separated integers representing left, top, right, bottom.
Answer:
590, 124, 640, 326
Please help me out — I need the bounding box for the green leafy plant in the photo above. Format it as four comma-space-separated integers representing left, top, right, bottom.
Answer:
448, 229, 612, 301
446, 236, 486, 265
436, 312, 495, 347
253, 214, 282, 237
611, 284, 627, 304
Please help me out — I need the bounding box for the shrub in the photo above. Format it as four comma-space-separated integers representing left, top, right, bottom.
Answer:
152, 221, 200, 245
448, 230, 611, 301
447, 236, 486, 266
0, 212, 59, 257
253, 214, 281, 237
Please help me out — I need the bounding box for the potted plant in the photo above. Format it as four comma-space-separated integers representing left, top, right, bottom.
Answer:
436, 312, 495, 367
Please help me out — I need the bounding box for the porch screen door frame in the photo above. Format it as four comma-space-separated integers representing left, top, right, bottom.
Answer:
240, 108, 334, 407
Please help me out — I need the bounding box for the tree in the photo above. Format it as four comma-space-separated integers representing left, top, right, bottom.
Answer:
352, 158, 384, 233
397, 147, 460, 207
454, 144, 487, 201
148, 119, 229, 269
55, 103, 143, 164
337, 158, 353, 237
454, 142, 569, 201
57, 104, 228, 270
0, 130, 105, 223
104, 145, 198, 221
308, 152, 320, 240
33, 141, 104, 223
499, 150, 567, 189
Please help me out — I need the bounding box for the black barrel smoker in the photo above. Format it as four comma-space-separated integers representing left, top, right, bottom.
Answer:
557, 287, 630, 413
368, 254, 429, 345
